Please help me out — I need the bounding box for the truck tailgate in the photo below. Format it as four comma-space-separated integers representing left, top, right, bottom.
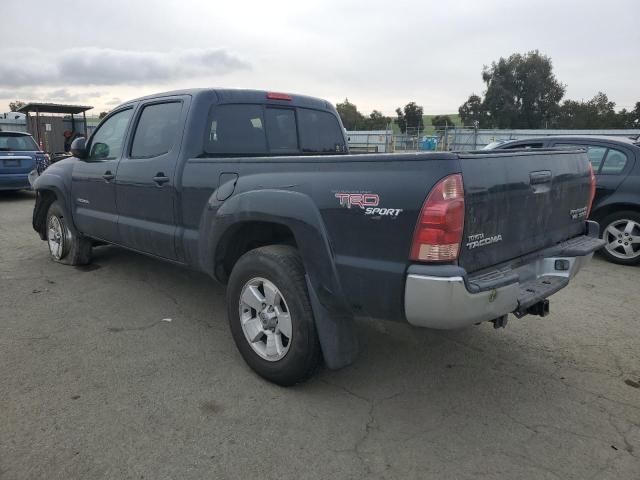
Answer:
458, 149, 592, 273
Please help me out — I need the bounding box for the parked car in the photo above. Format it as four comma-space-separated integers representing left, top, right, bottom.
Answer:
487, 136, 640, 265
0, 131, 50, 191
482, 139, 510, 150
32, 89, 603, 385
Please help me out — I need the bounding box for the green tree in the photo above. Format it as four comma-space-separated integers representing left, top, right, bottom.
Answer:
8, 100, 26, 112
98, 111, 108, 119
556, 92, 625, 129
624, 102, 640, 128
465, 51, 565, 128
395, 102, 424, 133
336, 98, 365, 130
431, 115, 454, 130
362, 110, 391, 130
458, 94, 488, 127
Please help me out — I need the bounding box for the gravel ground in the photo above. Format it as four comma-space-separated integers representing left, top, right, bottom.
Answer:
1, 190, 638, 480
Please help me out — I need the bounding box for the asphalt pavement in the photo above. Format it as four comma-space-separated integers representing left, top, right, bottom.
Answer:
1, 190, 638, 479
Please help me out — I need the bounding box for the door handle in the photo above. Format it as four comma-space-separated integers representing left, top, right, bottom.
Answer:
153, 173, 170, 186
102, 171, 115, 182
529, 170, 552, 185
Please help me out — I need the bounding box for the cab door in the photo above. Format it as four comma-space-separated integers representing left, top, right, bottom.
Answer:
71, 107, 134, 242
114, 97, 189, 260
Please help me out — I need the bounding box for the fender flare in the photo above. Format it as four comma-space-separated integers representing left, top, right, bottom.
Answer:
198, 189, 358, 369
32, 171, 77, 239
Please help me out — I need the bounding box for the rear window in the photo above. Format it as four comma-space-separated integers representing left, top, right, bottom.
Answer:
0, 133, 39, 151
298, 108, 346, 153
265, 108, 298, 153
204, 104, 345, 156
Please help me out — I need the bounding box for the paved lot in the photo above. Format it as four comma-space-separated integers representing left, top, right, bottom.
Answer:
1, 191, 638, 480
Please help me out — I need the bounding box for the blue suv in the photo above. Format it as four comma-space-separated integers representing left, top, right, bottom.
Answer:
0, 131, 49, 191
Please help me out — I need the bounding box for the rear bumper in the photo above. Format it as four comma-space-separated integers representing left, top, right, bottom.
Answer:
404, 222, 604, 329
0, 173, 31, 190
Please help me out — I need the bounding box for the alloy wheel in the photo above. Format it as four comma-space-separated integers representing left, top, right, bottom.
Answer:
238, 277, 293, 362
603, 218, 640, 260
47, 216, 65, 260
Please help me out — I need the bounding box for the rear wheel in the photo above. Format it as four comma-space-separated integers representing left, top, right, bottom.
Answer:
599, 210, 640, 265
226, 245, 321, 386
46, 201, 92, 265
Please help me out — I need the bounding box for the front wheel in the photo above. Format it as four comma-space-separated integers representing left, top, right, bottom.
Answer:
46, 201, 92, 265
226, 245, 321, 386
599, 210, 640, 265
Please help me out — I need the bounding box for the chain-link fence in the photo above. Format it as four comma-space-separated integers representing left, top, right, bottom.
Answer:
360, 127, 640, 153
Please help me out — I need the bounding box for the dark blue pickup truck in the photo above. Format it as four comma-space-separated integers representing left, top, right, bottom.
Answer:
32, 89, 604, 385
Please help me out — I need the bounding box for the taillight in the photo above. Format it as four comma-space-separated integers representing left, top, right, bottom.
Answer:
587, 163, 596, 217
410, 174, 465, 262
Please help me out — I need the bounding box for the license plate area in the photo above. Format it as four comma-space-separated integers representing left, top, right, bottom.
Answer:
3, 159, 20, 167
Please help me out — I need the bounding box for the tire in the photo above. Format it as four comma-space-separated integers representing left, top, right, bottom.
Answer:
45, 201, 92, 265
226, 245, 321, 386
598, 210, 640, 266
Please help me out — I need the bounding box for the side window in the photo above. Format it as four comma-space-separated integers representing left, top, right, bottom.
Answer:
205, 104, 266, 155
131, 102, 183, 158
89, 108, 133, 160
554, 144, 607, 171
265, 108, 298, 153
504, 142, 543, 149
298, 108, 346, 153
600, 148, 628, 174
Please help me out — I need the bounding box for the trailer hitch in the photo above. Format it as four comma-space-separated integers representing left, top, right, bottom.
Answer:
514, 299, 551, 318
527, 299, 550, 317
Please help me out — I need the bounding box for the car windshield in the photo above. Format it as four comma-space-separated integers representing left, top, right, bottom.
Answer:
0, 133, 39, 151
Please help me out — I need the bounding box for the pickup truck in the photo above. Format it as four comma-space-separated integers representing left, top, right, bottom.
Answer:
32, 88, 604, 385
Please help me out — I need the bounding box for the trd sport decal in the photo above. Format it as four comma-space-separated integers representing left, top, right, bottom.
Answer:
334, 192, 403, 217
334, 192, 379, 208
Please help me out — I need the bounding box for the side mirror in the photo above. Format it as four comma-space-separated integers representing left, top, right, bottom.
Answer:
92, 142, 109, 159
70, 137, 87, 158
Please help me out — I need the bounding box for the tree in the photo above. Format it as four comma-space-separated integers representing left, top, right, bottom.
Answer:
8, 100, 26, 112
486, 51, 565, 128
612, 101, 640, 128
431, 115, 454, 130
458, 94, 488, 127
556, 92, 625, 129
462, 51, 565, 128
336, 98, 365, 130
395, 102, 424, 133
98, 111, 108, 119
624, 102, 640, 128
362, 110, 391, 130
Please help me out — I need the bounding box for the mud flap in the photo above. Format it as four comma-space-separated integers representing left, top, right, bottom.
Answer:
305, 275, 358, 370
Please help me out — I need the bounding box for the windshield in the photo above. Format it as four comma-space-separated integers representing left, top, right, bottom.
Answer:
0, 133, 39, 151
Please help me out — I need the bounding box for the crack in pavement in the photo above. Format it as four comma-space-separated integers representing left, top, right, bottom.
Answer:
106, 320, 168, 333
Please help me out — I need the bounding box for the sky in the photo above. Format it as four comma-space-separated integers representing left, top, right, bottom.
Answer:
1, 0, 638, 116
